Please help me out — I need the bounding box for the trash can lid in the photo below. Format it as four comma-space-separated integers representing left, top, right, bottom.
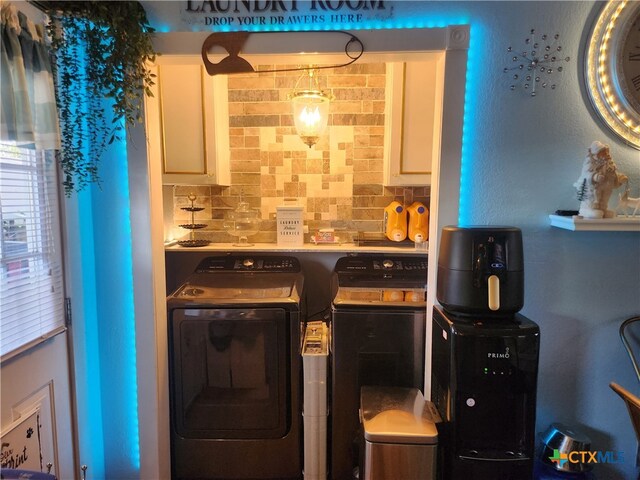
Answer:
361, 386, 439, 445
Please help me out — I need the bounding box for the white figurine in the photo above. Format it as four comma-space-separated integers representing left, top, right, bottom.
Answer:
574, 141, 628, 219
616, 184, 640, 217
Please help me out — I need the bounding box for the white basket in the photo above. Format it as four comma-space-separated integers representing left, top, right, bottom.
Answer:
276, 205, 304, 246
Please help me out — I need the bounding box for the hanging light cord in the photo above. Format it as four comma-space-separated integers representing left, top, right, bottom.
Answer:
238, 30, 363, 74
291, 67, 321, 93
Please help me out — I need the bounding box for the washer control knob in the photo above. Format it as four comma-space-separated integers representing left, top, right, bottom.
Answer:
383, 259, 394, 269
243, 258, 254, 267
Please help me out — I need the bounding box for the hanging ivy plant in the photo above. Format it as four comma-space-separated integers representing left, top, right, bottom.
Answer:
42, 1, 156, 195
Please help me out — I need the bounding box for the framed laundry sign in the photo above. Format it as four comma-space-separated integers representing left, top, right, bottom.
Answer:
1, 407, 43, 471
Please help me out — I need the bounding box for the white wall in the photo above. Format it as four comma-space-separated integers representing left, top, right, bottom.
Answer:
65, 135, 142, 479
416, 2, 639, 478
448, 5, 639, 479
138, 1, 640, 478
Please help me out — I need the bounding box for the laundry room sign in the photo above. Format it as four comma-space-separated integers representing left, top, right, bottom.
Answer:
277, 204, 304, 247
182, 1, 394, 27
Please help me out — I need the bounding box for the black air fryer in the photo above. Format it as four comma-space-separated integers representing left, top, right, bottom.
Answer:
431, 226, 540, 480
437, 226, 524, 317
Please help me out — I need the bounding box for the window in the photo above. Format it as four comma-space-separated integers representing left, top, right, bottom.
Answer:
0, 143, 64, 358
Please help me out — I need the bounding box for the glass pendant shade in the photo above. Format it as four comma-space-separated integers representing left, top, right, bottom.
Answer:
291, 90, 331, 148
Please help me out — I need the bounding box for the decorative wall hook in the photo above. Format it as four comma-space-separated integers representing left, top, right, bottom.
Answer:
201, 30, 364, 76
201, 32, 255, 75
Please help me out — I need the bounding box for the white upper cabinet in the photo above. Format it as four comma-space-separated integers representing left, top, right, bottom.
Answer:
384, 56, 445, 186
145, 57, 230, 185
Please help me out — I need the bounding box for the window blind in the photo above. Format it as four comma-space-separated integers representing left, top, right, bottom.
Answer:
0, 143, 64, 358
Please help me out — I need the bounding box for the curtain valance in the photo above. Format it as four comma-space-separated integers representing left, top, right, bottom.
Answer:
1, 3, 60, 150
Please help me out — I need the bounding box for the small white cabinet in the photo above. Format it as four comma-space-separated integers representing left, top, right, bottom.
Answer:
145, 57, 230, 185
384, 56, 445, 186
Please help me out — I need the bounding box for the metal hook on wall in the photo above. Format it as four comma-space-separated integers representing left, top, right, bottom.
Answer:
201, 30, 364, 76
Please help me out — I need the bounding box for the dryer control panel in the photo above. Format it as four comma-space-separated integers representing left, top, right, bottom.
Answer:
334, 256, 427, 275
196, 255, 301, 273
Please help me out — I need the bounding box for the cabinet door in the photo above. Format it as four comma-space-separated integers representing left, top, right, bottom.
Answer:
146, 61, 230, 185
384, 57, 445, 186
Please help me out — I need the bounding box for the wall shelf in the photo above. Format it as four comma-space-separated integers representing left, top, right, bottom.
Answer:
549, 214, 640, 231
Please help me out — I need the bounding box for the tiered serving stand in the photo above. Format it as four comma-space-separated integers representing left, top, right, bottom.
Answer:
177, 194, 211, 248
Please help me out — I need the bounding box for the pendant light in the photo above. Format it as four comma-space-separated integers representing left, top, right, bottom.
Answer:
289, 68, 333, 148
200, 31, 364, 147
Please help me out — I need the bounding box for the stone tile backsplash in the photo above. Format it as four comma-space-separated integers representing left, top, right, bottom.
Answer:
168, 63, 430, 244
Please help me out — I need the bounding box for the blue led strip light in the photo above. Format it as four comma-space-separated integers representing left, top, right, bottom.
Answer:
116, 133, 141, 470
458, 23, 480, 226
65, 22, 142, 476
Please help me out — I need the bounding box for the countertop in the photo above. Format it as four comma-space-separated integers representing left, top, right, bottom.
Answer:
165, 241, 428, 255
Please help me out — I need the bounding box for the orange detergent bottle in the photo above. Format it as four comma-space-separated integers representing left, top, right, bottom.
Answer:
407, 201, 429, 242
384, 201, 407, 242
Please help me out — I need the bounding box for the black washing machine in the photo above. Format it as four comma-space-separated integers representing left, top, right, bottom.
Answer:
167, 255, 304, 479
330, 255, 428, 480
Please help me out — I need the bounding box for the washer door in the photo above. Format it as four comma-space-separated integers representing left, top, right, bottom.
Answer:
170, 307, 289, 439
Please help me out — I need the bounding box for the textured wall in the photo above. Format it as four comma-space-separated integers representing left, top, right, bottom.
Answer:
169, 64, 429, 243
425, 2, 639, 479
